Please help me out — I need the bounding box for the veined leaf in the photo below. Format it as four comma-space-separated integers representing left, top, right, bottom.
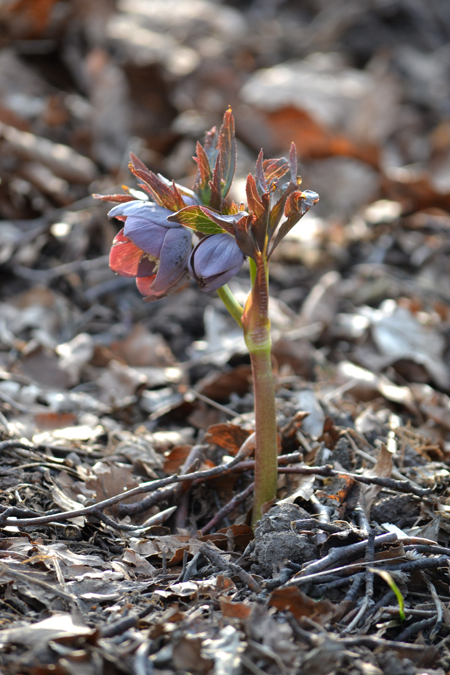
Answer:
129, 153, 185, 211
168, 205, 226, 235
263, 156, 290, 190
246, 173, 265, 220
218, 107, 237, 199
255, 150, 267, 195
289, 142, 298, 183
193, 141, 212, 204
203, 125, 219, 168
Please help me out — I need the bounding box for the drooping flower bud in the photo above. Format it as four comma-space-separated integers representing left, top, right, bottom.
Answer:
189, 232, 245, 292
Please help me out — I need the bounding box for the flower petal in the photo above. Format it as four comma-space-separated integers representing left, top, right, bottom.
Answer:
109, 201, 179, 229
137, 272, 189, 301
109, 229, 143, 277
136, 275, 157, 295
123, 217, 167, 258
189, 232, 245, 292
150, 227, 192, 294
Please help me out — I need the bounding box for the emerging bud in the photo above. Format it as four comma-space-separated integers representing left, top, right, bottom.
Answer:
189, 232, 245, 292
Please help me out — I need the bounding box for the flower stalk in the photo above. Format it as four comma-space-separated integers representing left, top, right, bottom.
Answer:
243, 253, 278, 523
99, 108, 319, 526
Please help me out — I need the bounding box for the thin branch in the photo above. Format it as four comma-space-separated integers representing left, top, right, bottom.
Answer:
0, 444, 253, 529
200, 543, 262, 593
201, 482, 254, 534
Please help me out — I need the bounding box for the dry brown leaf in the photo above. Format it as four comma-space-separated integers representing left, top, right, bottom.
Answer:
204, 423, 252, 455
269, 586, 337, 624
197, 364, 251, 402
220, 596, 253, 619
359, 443, 393, 518
109, 323, 175, 367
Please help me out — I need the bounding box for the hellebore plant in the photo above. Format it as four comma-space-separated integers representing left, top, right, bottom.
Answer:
98, 109, 318, 525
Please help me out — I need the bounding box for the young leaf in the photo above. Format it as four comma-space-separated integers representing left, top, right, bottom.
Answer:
210, 153, 222, 210
267, 182, 296, 233
263, 157, 290, 190
129, 154, 185, 211
268, 189, 319, 258
289, 142, 298, 183
193, 141, 212, 204
233, 213, 258, 258
218, 107, 237, 199
93, 193, 137, 204
203, 125, 219, 168
168, 205, 230, 235
245, 174, 265, 220
255, 150, 267, 195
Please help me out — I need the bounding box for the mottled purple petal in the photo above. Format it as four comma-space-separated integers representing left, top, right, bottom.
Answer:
109, 200, 168, 219
150, 227, 192, 294
123, 218, 166, 257
137, 271, 189, 302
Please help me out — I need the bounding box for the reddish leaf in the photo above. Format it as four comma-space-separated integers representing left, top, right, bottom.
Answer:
93, 193, 136, 204
245, 173, 264, 220
203, 125, 219, 167
199, 364, 252, 403
269, 586, 337, 624
205, 423, 252, 455
218, 107, 237, 199
199, 525, 253, 551
163, 445, 193, 474
129, 153, 185, 211
255, 150, 267, 195
233, 213, 258, 257
263, 156, 290, 190
210, 154, 222, 210
34, 412, 77, 430
193, 141, 212, 203
289, 142, 298, 183
220, 597, 253, 619
268, 189, 319, 257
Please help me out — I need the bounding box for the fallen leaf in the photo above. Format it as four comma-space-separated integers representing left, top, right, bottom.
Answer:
269, 586, 337, 624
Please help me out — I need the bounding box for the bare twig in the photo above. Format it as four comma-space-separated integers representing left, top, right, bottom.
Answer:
118, 443, 206, 517
395, 617, 437, 642
341, 529, 375, 633
0, 444, 253, 529
201, 482, 254, 534
292, 532, 397, 579
278, 465, 431, 497
200, 543, 262, 593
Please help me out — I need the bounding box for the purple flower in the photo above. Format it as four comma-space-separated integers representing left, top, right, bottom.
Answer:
108, 200, 191, 301
189, 232, 245, 292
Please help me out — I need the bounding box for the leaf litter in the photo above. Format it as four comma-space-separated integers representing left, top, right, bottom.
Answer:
2, 1, 450, 674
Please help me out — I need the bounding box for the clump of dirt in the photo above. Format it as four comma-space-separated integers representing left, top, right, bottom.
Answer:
251, 503, 319, 576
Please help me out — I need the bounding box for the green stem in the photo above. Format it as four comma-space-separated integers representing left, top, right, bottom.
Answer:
243, 254, 278, 526
248, 345, 278, 525
217, 284, 243, 328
